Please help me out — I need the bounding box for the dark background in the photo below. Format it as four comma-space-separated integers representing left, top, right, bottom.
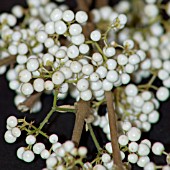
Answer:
0, 0, 170, 170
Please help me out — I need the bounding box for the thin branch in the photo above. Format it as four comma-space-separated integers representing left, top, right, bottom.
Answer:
56, 105, 76, 113
71, 100, 91, 146
87, 123, 102, 153
105, 91, 124, 170
82, 22, 95, 38
38, 89, 58, 131
18, 92, 42, 112
86, 0, 93, 7
0, 55, 16, 67
95, 0, 108, 8
76, 0, 89, 12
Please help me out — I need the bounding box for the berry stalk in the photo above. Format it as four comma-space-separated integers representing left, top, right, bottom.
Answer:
105, 91, 124, 170
87, 123, 102, 153
37, 89, 58, 132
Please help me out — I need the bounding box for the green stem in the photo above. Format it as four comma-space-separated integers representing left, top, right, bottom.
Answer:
149, 74, 157, 84
38, 89, 58, 131
38, 107, 55, 131
53, 89, 58, 108
55, 107, 76, 113
31, 125, 49, 138
156, 166, 163, 169
24, 125, 49, 138
92, 98, 105, 108
94, 42, 107, 61
87, 123, 102, 153
85, 40, 93, 44
74, 158, 84, 168
102, 26, 112, 45
85, 41, 107, 61
66, 79, 78, 84
138, 73, 157, 90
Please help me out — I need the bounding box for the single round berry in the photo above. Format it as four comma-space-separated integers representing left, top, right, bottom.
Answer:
128, 142, 139, 152
77, 79, 89, 92
62, 10, 74, 22
46, 157, 58, 169
137, 143, 150, 156
101, 153, 111, 163
33, 143, 45, 154
75, 11, 88, 23
33, 78, 45, 92
26, 135, 36, 145
40, 149, 50, 159
17, 147, 25, 160
4, 130, 17, 143
90, 30, 101, 41
63, 141, 75, 152
128, 153, 138, 164
11, 127, 21, 138
7, 116, 18, 128
21, 83, 34, 95
52, 71, 65, 85
22, 150, 35, 163
127, 127, 141, 142
78, 147, 87, 157
118, 135, 129, 146
156, 87, 169, 101
55, 20, 67, 35
80, 89, 92, 101
49, 134, 58, 144
152, 142, 164, 155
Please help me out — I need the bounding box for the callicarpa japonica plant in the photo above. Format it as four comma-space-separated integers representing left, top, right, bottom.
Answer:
1, 0, 170, 169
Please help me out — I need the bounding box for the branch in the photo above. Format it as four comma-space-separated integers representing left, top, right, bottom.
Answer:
76, 0, 89, 12
56, 105, 76, 113
95, 0, 108, 8
0, 55, 16, 67
86, 0, 93, 7
18, 92, 42, 112
105, 91, 124, 170
71, 100, 92, 146
82, 22, 95, 38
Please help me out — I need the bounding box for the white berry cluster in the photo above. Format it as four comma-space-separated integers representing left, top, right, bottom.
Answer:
4, 116, 21, 143
1, 0, 147, 107
91, 6, 127, 31
43, 142, 87, 170
4, 116, 89, 169
92, 83, 160, 141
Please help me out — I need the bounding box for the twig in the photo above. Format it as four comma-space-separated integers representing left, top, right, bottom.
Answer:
95, 0, 108, 8
105, 91, 124, 170
87, 123, 102, 153
76, 0, 95, 38
0, 55, 16, 67
82, 22, 95, 38
86, 0, 93, 7
76, 0, 89, 12
56, 105, 76, 113
18, 92, 42, 112
38, 89, 58, 131
71, 100, 92, 146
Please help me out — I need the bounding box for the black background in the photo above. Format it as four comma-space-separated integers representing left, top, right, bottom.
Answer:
0, 0, 170, 170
